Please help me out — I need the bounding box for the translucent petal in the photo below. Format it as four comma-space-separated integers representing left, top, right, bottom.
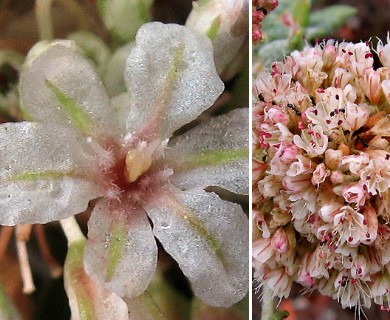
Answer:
124, 22, 224, 141
84, 198, 158, 298
20, 40, 122, 139
64, 240, 129, 320
144, 186, 249, 307
0, 122, 101, 225
167, 108, 249, 194
125, 294, 166, 320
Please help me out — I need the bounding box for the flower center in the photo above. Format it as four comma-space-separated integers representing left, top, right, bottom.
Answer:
124, 144, 153, 183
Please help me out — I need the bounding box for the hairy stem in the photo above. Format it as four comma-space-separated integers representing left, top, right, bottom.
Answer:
261, 285, 275, 320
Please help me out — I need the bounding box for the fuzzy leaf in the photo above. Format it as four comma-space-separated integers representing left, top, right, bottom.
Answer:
167, 108, 249, 194
124, 22, 224, 142
20, 41, 122, 140
0, 122, 101, 225
305, 5, 357, 40
64, 240, 129, 320
84, 198, 157, 298
255, 39, 289, 69
144, 186, 248, 307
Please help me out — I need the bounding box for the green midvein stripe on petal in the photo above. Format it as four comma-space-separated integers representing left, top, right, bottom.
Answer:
105, 224, 127, 281
5, 170, 79, 182
160, 43, 185, 108
45, 79, 95, 136
206, 16, 221, 40
170, 200, 226, 267
175, 148, 248, 171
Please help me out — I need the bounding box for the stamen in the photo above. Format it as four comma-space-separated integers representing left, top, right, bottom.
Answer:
15, 225, 35, 294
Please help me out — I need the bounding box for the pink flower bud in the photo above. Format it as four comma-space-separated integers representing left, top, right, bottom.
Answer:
360, 69, 382, 105
377, 35, 390, 68
323, 44, 337, 69
342, 182, 367, 206
311, 163, 329, 185
271, 227, 289, 253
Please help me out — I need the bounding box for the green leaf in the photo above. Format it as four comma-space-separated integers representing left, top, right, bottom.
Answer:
256, 39, 289, 68
305, 5, 357, 40
292, 0, 311, 28
269, 310, 290, 320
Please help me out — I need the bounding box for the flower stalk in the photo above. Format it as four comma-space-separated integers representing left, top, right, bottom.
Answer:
35, 0, 54, 41
261, 285, 275, 320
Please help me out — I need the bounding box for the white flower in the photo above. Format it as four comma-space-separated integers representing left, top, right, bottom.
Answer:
0, 23, 249, 307
293, 125, 328, 157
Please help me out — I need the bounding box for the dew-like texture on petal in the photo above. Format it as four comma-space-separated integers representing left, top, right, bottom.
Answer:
0, 122, 101, 225
84, 198, 158, 298
20, 41, 122, 139
144, 186, 249, 307
64, 240, 129, 320
124, 22, 224, 141
167, 108, 249, 195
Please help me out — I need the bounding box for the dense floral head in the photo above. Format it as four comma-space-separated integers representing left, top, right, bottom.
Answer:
252, 0, 278, 44
253, 37, 390, 313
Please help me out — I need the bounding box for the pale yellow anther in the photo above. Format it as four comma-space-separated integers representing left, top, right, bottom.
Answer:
124, 148, 152, 183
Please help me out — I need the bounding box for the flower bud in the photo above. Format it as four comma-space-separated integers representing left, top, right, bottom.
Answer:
360, 69, 382, 105
186, 0, 249, 77
377, 35, 390, 68
97, 0, 153, 44
271, 227, 289, 253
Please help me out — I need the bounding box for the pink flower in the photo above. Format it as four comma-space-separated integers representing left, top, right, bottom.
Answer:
253, 37, 390, 313
342, 182, 367, 206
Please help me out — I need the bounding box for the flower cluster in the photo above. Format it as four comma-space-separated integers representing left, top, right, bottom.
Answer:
252, 0, 278, 44
253, 37, 390, 312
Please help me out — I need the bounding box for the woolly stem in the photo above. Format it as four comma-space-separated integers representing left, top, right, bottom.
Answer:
261, 285, 276, 320
35, 0, 54, 41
